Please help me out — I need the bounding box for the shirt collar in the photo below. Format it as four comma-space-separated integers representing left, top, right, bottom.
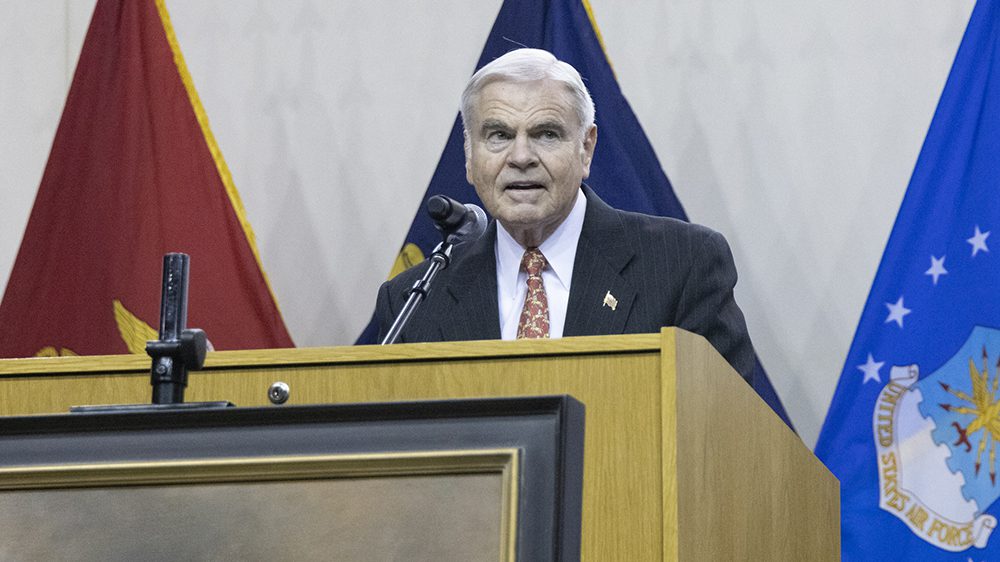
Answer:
495, 188, 587, 290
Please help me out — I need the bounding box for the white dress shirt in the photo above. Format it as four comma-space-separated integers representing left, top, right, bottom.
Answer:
496, 189, 587, 340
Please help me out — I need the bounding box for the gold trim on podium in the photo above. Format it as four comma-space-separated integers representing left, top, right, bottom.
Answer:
0, 449, 519, 562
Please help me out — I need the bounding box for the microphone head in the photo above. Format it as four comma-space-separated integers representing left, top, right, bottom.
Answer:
427, 195, 465, 229
452, 203, 487, 244
426, 194, 487, 243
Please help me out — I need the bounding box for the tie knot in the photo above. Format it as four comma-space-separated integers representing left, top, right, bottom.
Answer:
520, 248, 547, 276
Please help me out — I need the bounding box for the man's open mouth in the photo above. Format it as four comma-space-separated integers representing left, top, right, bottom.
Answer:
506, 182, 544, 190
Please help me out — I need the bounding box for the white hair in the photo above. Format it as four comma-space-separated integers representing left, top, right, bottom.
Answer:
460, 48, 596, 136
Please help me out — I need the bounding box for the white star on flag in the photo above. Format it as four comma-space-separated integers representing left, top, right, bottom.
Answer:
924, 255, 948, 285
858, 353, 884, 384
967, 225, 990, 256
884, 296, 911, 328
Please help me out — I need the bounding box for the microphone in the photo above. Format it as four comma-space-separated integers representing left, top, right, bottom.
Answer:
381, 196, 486, 345
427, 195, 487, 243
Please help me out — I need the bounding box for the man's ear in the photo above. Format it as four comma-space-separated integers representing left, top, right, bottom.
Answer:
464, 129, 473, 184
581, 124, 597, 178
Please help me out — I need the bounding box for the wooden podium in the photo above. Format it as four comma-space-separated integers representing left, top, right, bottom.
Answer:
0, 328, 839, 560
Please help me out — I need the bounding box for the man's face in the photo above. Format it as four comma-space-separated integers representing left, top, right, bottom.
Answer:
465, 78, 597, 247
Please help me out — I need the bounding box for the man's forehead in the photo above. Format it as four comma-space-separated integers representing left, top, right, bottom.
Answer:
476, 78, 573, 103
471, 79, 579, 125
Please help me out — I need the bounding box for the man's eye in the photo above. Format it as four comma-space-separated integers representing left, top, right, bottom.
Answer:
540, 130, 560, 140
487, 131, 510, 141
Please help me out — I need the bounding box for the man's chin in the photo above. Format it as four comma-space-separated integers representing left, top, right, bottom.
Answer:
496, 210, 555, 240
496, 205, 547, 227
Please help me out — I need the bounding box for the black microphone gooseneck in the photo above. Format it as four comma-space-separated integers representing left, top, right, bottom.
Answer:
380, 195, 486, 345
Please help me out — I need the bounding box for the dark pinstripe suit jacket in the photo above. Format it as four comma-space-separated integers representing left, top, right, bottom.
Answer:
375, 186, 755, 384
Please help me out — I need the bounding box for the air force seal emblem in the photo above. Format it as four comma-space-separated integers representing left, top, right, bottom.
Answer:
874, 326, 1000, 552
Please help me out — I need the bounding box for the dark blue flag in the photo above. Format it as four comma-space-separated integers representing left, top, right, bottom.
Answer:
815, 2, 1000, 559
357, 0, 791, 428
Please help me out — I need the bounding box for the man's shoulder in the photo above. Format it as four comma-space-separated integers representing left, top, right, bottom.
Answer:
601, 204, 722, 246
382, 257, 426, 292
378, 238, 482, 299
581, 185, 719, 243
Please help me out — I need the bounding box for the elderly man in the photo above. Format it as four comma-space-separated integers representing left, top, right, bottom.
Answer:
375, 48, 755, 384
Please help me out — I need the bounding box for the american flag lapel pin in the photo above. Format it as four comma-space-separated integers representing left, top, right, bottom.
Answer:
603, 291, 618, 311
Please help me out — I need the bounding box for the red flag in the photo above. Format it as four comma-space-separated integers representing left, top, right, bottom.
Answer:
0, 0, 294, 358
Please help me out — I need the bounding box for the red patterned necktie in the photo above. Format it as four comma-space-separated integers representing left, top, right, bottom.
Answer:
516, 248, 549, 339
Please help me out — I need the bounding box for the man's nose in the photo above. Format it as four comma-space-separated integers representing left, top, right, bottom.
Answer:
506, 135, 538, 169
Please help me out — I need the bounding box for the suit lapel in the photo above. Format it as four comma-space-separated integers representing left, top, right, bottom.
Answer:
564, 187, 637, 337
439, 222, 502, 341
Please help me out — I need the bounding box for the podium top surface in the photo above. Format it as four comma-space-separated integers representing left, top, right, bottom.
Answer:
0, 332, 663, 376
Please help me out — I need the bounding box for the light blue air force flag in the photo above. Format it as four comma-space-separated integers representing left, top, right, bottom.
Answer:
814, 2, 1000, 559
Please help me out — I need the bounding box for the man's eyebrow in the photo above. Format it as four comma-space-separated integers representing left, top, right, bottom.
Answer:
531, 120, 568, 133
480, 119, 509, 131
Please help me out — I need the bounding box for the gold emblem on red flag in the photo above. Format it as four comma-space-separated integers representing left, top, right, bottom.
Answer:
34, 346, 78, 357
113, 299, 158, 354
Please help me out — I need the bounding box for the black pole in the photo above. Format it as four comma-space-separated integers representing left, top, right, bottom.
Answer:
380, 243, 452, 345
70, 253, 221, 413
149, 253, 189, 404
146, 253, 208, 404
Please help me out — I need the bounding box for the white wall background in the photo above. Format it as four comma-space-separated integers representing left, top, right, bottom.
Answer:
0, 0, 975, 449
